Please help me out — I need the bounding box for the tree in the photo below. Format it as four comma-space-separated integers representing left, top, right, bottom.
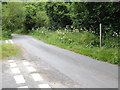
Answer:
24, 2, 49, 31
2, 2, 25, 32
69, 2, 89, 30
45, 2, 72, 29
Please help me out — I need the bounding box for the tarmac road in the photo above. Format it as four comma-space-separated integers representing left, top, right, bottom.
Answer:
2, 34, 118, 88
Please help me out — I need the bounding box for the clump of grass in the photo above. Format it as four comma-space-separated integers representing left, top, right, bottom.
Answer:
0, 43, 21, 58
1, 31, 13, 40
29, 28, 118, 65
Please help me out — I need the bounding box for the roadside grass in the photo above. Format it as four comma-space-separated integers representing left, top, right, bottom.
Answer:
0, 43, 21, 58
2, 36, 12, 40
29, 29, 118, 65
68, 46, 118, 64
0, 26, 13, 40
1, 31, 13, 40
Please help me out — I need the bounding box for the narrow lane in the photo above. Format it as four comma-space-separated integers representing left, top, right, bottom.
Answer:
8, 34, 118, 88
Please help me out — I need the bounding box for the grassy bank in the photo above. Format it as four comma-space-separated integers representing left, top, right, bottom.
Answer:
0, 43, 21, 58
29, 29, 118, 65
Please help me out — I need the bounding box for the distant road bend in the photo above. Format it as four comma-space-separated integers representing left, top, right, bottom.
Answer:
12, 34, 118, 88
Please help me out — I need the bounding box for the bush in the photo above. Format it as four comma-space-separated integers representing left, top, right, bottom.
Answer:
2, 30, 12, 40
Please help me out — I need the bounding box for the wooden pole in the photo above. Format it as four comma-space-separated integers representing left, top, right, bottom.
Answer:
100, 23, 102, 47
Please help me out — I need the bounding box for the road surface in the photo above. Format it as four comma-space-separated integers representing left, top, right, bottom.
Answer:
2, 34, 118, 88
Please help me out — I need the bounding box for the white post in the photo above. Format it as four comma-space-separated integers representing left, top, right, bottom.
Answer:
100, 23, 102, 47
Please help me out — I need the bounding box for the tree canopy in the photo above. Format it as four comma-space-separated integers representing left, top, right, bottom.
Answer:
2, 2, 119, 36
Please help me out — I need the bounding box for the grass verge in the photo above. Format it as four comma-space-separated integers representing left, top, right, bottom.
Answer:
0, 43, 21, 58
28, 29, 118, 65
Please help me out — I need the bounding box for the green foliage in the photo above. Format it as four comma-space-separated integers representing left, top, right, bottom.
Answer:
67, 2, 119, 36
2, 2, 119, 36
2, 30, 12, 40
24, 2, 49, 32
0, 2, 2, 25
25, 3, 37, 31
2, 2, 25, 39
85, 2, 119, 35
2, 2, 25, 31
68, 2, 89, 30
45, 2, 72, 29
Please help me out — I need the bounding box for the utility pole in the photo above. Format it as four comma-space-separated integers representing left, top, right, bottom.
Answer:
100, 23, 102, 47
